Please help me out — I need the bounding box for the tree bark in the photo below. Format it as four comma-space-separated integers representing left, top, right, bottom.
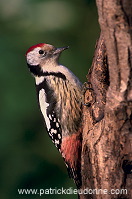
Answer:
81, 1, 132, 199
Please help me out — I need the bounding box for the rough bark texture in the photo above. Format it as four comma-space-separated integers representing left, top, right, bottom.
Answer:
81, 1, 132, 199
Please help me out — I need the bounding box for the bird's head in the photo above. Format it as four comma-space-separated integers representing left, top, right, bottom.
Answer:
26, 43, 69, 67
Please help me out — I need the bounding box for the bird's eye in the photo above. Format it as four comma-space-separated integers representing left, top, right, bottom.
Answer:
39, 50, 45, 55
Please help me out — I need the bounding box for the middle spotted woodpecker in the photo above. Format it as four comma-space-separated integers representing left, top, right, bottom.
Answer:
25, 43, 82, 188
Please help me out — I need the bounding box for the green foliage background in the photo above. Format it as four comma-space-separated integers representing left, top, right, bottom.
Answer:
0, 0, 99, 198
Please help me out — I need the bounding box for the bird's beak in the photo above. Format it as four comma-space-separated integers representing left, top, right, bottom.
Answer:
53, 46, 69, 55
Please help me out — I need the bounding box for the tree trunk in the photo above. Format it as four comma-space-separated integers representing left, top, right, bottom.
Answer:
81, 1, 132, 199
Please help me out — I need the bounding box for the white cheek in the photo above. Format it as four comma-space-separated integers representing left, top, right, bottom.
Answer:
27, 47, 41, 66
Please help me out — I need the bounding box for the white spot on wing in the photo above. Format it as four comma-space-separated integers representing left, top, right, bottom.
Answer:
55, 140, 60, 145
49, 132, 52, 137
49, 114, 52, 120
53, 118, 56, 122
39, 89, 50, 130
51, 129, 57, 134
56, 122, 59, 128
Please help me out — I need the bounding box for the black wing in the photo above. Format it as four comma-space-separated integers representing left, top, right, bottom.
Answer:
36, 79, 62, 150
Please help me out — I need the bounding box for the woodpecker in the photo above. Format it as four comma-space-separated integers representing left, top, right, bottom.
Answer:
25, 43, 82, 188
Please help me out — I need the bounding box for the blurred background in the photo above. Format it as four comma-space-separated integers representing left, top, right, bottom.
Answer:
0, 0, 99, 198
